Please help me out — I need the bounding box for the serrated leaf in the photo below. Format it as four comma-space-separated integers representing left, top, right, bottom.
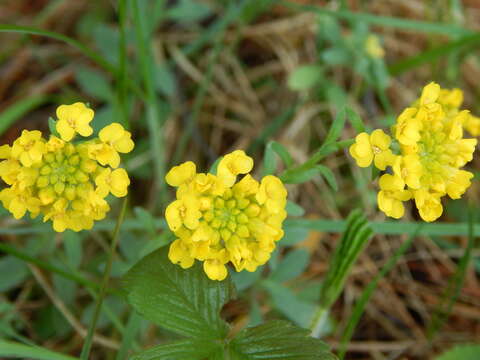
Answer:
435, 344, 480, 360
228, 320, 336, 360
123, 247, 234, 339
287, 65, 323, 91
268, 249, 310, 283
131, 338, 221, 360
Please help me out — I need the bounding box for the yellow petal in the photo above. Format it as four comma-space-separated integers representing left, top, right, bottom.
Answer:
165, 161, 196, 187
203, 259, 227, 281
56, 119, 75, 141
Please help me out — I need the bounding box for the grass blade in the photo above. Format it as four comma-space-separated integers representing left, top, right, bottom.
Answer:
281, 1, 471, 36
427, 206, 477, 339
0, 340, 78, 360
338, 227, 420, 359
0, 95, 50, 136
0, 24, 116, 74
390, 33, 480, 75
131, 0, 167, 209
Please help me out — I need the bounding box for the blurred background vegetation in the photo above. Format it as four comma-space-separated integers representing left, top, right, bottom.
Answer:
0, 0, 479, 359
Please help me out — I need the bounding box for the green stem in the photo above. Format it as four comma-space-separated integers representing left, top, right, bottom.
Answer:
80, 198, 128, 359
309, 306, 330, 338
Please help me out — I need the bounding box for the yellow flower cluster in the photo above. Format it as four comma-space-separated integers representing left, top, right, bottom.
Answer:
165, 150, 288, 281
350, 82, 477, 222
0, 102, 134, 232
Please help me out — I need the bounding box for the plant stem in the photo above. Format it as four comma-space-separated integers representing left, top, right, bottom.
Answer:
80, 198, 128, 359
310, 306, 330, 338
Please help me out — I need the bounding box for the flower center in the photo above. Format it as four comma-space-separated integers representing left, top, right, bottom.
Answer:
372, 145, 382, 154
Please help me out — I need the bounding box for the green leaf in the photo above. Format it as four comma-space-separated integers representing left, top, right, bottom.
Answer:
48, 117, 60, 137
228, 320, 335, 360
264, 141, 294, 176
75, 66, 113, 101
231, 267, 263, 292
123, 247, 235, 339
63, 231, 82, 269
435, 345, 480, 360
285, 200, 305, 217
0, 340, 78, 360
346, 107, 365, 133
131, 339, 221, 360
281, 225, 309, 246
314, 165, 338, 191
0, 256, 29, 292
262, 280, 316, 327
155, 64, 177, 96
167, 0, 212, 23
287, 65, 323, 90
268, 249, 310, 283
321, 47, 350, 65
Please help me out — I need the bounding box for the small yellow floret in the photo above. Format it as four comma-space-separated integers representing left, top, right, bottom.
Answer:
349, 130, 395, 170
56, 102, 94, 141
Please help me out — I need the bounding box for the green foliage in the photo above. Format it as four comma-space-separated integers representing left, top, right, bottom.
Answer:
228, 320, 336, 359
131, 339, 222, 360
124, 247, 234, 339
0, 340, 78, 360
125, 247, 335, 360
310, 209, 373, 337
338, 229, 419, 359
435, 345, 480, 360
427, 208, 477, 339
287, 64, 323, 90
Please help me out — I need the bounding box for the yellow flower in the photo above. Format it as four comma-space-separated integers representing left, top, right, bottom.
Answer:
56, 102, 94, 141
0, 105, 134, 232
165, 161, 196, 187
95, 168, 130, 197
217, 150, 254, 186
463, 115, 480, 136
413, 189, 443, 222
11, 130, 46, 167
394, 108, 422, 146
377, 174, 411, 219
165, 150, 287, 281
351, 82, 477, 222
365, 34, 385, 59
392, 155, 422, 189
88, 123, 134, 168
349, 130, 395, 170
